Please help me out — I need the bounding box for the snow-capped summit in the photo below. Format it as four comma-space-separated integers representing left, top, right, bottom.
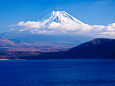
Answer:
16, 11, 88, 34
42, 11, 84, 26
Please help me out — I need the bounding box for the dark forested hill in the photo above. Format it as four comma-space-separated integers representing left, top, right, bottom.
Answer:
68, 38, 115, 59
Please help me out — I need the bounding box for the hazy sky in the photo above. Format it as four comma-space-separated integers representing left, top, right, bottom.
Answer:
0, 0, 115, 32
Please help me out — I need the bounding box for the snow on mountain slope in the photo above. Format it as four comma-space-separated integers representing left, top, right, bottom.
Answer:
42, 11, 84, 26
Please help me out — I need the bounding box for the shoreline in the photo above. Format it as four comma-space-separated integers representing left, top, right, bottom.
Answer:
0, 59, 26, 60
0, 59, 114, 61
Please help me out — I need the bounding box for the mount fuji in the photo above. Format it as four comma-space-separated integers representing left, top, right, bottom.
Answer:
42, 11, 84, 26
17, 11, 89, 34
0, 11, 93, 52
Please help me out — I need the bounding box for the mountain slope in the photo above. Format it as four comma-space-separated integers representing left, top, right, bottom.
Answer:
42, 11, 84, 26
68, 38, 115, 59
0, 37, 16, 47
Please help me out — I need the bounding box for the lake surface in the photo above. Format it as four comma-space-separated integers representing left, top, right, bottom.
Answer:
0, 59, 115, 86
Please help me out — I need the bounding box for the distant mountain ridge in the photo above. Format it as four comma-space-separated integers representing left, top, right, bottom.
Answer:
0, 31, 93, 52
0, 38, 115, 59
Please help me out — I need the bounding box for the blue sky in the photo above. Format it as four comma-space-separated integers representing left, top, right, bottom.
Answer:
0, 0, 115, 32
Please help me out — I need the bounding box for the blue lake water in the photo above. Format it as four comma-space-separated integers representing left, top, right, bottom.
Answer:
0, 59, 115, 86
